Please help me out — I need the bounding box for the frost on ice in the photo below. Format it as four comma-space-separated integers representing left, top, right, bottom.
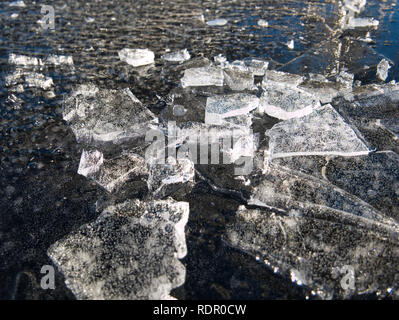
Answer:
259, 86, 320, 120
118, 48, 155, 67
266, 104, 369, 159
48, 199, 189, 300
63, 84, 157, 146
77, 150, 148, 193
180, 66, 224, 88
205, 94, 259, 125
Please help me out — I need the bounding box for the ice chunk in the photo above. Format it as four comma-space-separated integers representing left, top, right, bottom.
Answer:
8, 53, 42, 66
48, 199, 189, 300
207, 18, 228, 26
346, 17, 379, 29
226, 204, 399, 299
286, 40, 295, 50
257, 19, 268, 27
335, 70, 354, 88
344, 0, 367, 13
205, 93, 259, 125
63, 85, 157, 146
162, 49, 190, 62
180, 66, 224, 88
9, 0, 26, 7
118, 48, 155, 67
259, 86, 320, 120
78, 150, 148, 193
267, 104, 370, 159
45, 54, 74, 66
376, 59, 391, 82
5, 70, 53, 90
147, 157, 194, 199
262, 70, 304, 89
223, 68, 254, 91
226, 58, 269, 77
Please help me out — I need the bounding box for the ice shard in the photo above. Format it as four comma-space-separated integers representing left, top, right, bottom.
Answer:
223, 68, 254, 91
180, 66, 224, 88
77, 150, 148, 193
262, 70, 304, 89
376, 59, 391, 82
162, 49, 190, 63
207, 18, 228, 26
48, 199, 189, 300
259, 86, 320, 120
118, 48, 155, 67
346, 17, 379, 29
205, 93, 259, 125
266, 104, 370, 159
63, 84, 157, 146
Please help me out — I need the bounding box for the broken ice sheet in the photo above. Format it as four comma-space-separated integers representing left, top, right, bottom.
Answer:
223, 68, 254, 91
262, 70, 304, 89
205, 93, 259, 125
206, 18, 228, 26
118, 48, 155, 67
162, 49, 190, 63
48, 199, 189, 300
180, 66, 224, 88
266, 104, 369, 159
259, 86, 320, 120
226, 58, 269, 76
63, 84, 157, 146
345, 17, 379, 29
77, 149, 148, 193
147, 157, 195, 199
225, 203, 399, 299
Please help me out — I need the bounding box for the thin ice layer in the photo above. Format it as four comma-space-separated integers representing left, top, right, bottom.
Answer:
63, 84, 157, 146
205, 93, 259, 125
77, 150, 148, 193
259, 86, 320, 120
48, 199, 189, 300
267, 104, 369, 159
180, 66, 224, 88
225, 204, 399, 299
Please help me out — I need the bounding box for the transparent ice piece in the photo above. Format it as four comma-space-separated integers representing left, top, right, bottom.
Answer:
78, 150, 148, 193
118, 48, 155, 67
180, 66, 224, 88
206, 18, 228, 26
223, 68, 254, 91
376, 59, 391, 82
63, 85, 157, 146
162, 49, 190, 62
267, 104, 369, 159
205, 94, 259, 125
48, 199, 189, 300
346, 17, 379, 29
259, 86, 320, 120
344, 0, 367, 13
148, 157, 194, 199
262, 70, 304, 89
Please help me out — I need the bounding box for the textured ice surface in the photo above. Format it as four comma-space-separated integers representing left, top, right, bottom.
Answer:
63, 84, 157, 146
77, 150, 148, 193
226, 204, 399, 299
118, 48, 155, 67
48, 199, 189, 300
180, 66, 224, 88
148, 157, 194, 199
259, 86, 320, 120
376, 59, 391, 81
207, 18, 228, 26
162, 49, 190, 62
262, 70, 304, 88
267, 104, 370, 159
223, 68, 254, 91
346, 17, 379, 29
205, 94, 259, 125
226, 58, 269, 76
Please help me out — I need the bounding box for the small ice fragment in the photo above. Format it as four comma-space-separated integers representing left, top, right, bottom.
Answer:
346, 17, 379, 29
85, 17, 95, 23
243, 58, 269, 76
223, 68, 254, 91
267, 104, 369, 159
205, 93, 259, 125
48, 199, 189, 300
162, 49, 190, 63
148, 157, 195, 199
376, 59, 391, 82
207, 18, 228, 26
9, 0, 25, 7
262, 70, 304, 88
336, 70, 354, 88
257, 19, 268, 27
259, 86, 320, 120
180, 66, 224, 88
8, 53, 42, 66
344, 0, 367, 13
45, 54, 74, 66
214, 54, 227, 65
10, 13, 19, 19
118, 48, 155, 67
286, 40, 295, 50
78, 150, 147, 193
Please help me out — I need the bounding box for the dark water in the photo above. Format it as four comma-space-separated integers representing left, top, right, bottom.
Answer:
0, 0, 398, 300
